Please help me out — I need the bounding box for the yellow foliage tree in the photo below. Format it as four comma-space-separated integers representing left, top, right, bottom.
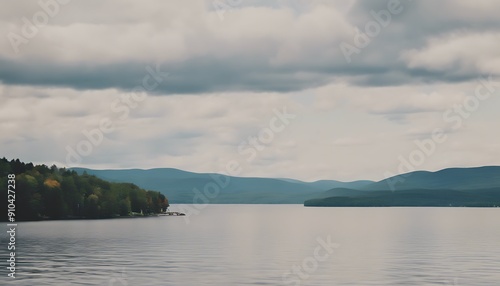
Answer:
44, 178, 61, 188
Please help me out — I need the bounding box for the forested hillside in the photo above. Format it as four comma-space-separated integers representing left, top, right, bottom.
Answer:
72, 168, 371, 204
1, 158, 169, 221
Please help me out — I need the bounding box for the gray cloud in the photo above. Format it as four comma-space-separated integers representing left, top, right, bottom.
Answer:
1, 1, 499, 95
2, 1, 500, 181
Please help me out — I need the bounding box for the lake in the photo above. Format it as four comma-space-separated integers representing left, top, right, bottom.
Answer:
1, 205, 500, 285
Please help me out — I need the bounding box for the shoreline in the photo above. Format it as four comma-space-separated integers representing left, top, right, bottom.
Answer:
1, 213, 178, 223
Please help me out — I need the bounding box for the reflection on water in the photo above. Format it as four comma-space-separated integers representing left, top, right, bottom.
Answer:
1, 205, 499, 285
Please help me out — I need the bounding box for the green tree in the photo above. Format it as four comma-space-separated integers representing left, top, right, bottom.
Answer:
1, 158, 170, 221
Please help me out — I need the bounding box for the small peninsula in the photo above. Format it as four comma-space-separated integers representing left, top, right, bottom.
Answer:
1, 158, 169, 221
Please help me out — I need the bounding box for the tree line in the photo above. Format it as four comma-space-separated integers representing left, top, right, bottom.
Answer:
1, 158, 169, 221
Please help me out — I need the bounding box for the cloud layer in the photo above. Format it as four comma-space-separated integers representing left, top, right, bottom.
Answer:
1, 0, 500, 181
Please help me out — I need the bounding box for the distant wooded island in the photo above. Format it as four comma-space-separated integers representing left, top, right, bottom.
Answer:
304, 188, 500, 207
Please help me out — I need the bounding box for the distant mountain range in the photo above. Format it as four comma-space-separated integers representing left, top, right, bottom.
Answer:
72, 166, 500, 206
306, 166, 500, 207
71, 168, 373, 204
362, 166, 500, 191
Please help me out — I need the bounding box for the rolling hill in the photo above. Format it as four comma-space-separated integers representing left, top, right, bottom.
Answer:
71, 168, 371, 204
363, 166, 500, 191
305, 166, 500, 207
72, 166, 500, 206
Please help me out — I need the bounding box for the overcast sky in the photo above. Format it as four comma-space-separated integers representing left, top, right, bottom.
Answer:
1, 0, 500, 181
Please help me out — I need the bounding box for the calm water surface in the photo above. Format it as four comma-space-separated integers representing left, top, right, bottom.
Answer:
1, 205, 499, 285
